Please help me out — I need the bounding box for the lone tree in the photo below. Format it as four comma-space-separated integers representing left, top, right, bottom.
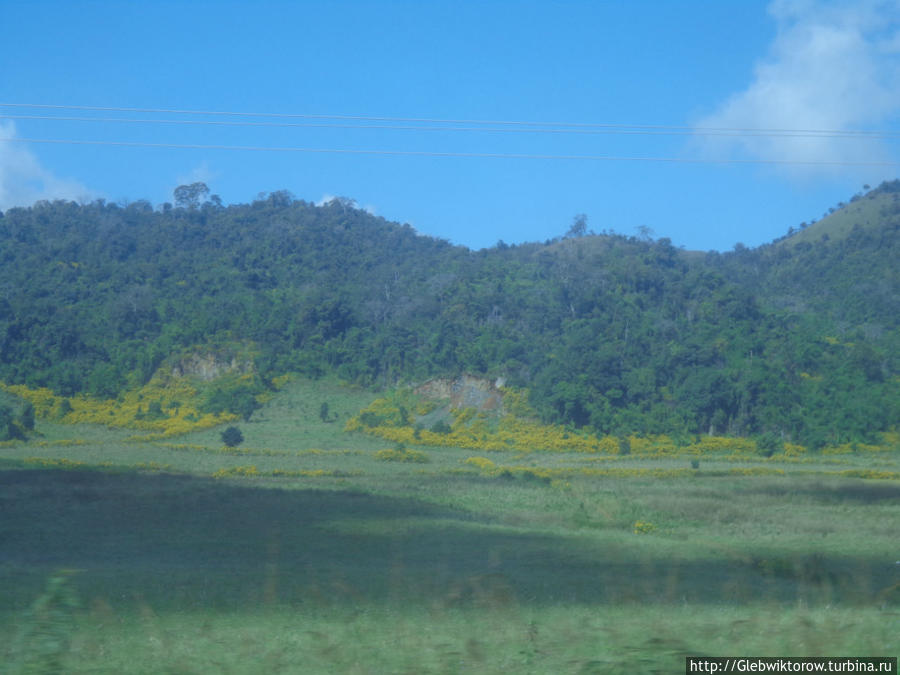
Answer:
565, 213, 588, 239
173, 182, 210, 209
221, 426, 244, 448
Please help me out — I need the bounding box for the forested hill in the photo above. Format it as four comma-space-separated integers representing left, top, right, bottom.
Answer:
1, 184, 897, 447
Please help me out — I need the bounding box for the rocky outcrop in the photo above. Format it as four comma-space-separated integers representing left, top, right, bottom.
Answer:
170, 352, 254, 381
415, 374, 506, 412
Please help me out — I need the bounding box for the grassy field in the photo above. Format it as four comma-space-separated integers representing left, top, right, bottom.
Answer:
1, 377, 898, 673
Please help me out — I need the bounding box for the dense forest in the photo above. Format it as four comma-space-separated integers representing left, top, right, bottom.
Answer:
1, 182, 897, 447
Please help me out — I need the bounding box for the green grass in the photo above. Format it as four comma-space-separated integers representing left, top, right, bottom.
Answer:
19, 605, 896, 674
209, 375, 382, 451
783, 190, 893, 247
1, 376, 899, 673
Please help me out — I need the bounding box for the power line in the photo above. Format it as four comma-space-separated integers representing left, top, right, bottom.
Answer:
0, 101, 893, 138
7, 136, 900, 167
1, 113, 897, 140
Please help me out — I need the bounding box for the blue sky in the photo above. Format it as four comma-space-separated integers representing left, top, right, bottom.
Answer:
3, 0, 900, 251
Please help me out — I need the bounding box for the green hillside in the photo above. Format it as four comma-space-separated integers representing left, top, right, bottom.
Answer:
2, 190, 899, 672
782, 182, 900, 247
0, 184, 897, 447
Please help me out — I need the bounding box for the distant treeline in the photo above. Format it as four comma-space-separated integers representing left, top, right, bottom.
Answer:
1, 184, 897, 447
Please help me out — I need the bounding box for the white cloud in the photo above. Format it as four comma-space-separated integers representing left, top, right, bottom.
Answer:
0, 122, 94, 209
695, 0, 900, 172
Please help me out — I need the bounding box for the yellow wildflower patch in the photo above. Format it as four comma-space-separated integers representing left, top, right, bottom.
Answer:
23, 456, 95, 470
823, 442, 894, 455
270, 373, 293, 390
210, 467, 361, 479
21, 456, 171, 473
373, 448, 429, 463
633, 521, 656, 535
727, 467, 785, 476
270, 468, 360, 478
348, 397, 608, 453
830, 469, 900, 480
464, 456, 497, 472
2, 379, 237, 438
211, 465, 260, 479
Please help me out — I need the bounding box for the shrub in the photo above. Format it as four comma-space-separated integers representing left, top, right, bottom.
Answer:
430, 419, 452, 434
221, 426, 244, 448
359, 411, 386, 428
202, 382, 261, 421
756, 432, 783, 457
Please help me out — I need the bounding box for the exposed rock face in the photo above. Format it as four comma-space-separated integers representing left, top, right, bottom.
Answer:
415, 374, 506, 412
171, 352, 254, 381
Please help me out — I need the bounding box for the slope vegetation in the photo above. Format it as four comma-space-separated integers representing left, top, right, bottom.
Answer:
0, 186, 897, 446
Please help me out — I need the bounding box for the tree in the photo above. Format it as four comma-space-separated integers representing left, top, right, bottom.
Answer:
331, 196, 357, 213
20, 402, 35, 432
565, 214, 588, 239
57, 399, 73, 418
0, 406, 15, 441
221, 426, 244, 448
267, 190, 294, 208
173, 182, 210, 209
233, 391, 260, 422
147, 400, 165, 420
636, 224, 655, 241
